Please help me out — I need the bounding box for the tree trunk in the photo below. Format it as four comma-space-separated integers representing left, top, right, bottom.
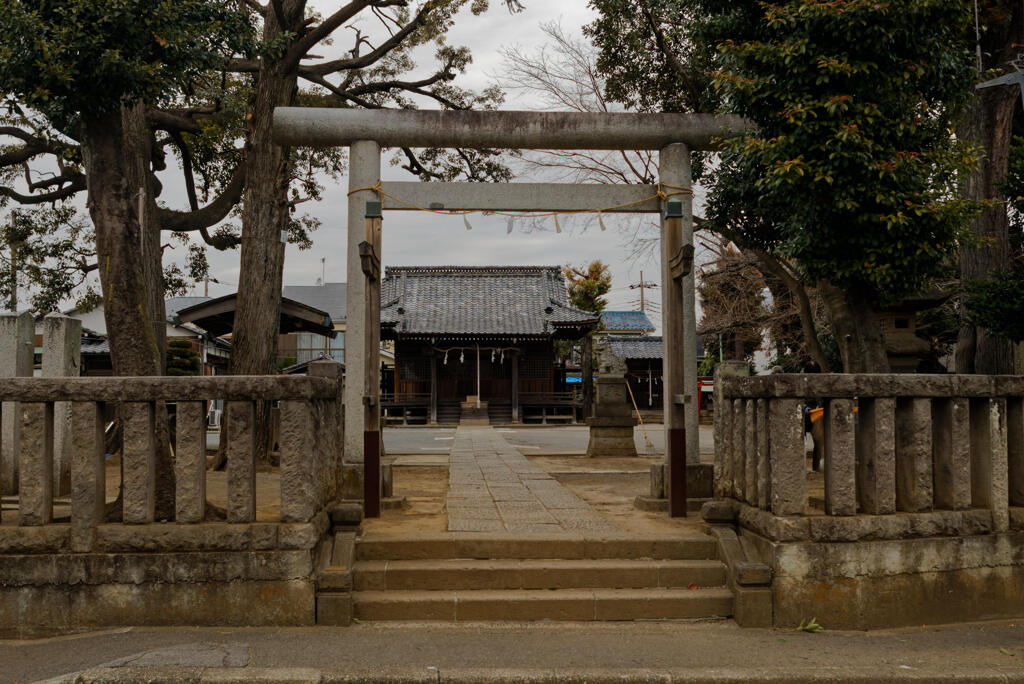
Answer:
819, 282, 890, 373
954, 3, 1021, 375
81, 104, 174, 519
228, 0, 305, 461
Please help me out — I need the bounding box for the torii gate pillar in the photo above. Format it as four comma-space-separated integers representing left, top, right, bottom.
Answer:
343, 140, 381, 503
659, 143, 699, 516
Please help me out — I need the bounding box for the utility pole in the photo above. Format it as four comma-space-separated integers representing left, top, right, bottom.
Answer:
629, 271, 658, 312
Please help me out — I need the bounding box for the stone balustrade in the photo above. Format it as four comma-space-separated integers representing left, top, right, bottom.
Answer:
714, 371, 1024, 542
1, 364, 344, 549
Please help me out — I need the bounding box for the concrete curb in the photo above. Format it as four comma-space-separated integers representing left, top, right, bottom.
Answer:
40, 667, 1024, 683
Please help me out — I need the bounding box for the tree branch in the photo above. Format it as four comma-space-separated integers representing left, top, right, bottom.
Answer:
284, 0, 372, 71
156, 165, 245, 233
0, 143, 50, 167
346, 68, 456, 96
304, 5, 431, 76
147, 108, 205, 134
0, 177, 86, 204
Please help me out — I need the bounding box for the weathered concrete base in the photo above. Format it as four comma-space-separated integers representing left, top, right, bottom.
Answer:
585, 424, 638, 458
0, 577, 315, 639
740, 519, 1024, 629
703, 498, 1024, 629
767, 533, 1024, 630
634, 463, 714, 512
0, 519, 331, 638
342, 463, 364, 500
382, 496, 407, 510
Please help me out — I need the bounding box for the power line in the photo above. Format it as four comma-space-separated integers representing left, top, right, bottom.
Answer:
628, 270, 658, 312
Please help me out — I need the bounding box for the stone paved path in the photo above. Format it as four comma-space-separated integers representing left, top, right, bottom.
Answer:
445, 425, 620, 534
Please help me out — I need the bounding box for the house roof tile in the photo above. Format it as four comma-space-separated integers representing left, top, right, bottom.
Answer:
381, 266, 597, 338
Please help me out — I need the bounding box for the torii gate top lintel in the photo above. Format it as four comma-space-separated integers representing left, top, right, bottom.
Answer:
272, 107, 751, 151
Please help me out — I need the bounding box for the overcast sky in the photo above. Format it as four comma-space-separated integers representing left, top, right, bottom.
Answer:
173, 1, 708, 331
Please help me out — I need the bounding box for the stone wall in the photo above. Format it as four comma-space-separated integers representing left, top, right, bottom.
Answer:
0, 516, 329, 637
711, 372, 1024, 629
0, 366, 344, 638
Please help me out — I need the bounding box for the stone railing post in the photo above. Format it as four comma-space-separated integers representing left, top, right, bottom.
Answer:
174, 401, 207, 523
309, 359, 344, 505
122, 402, 156, 524
1, 310, 33, 496
824, 398, 856, 515
756, 398, 770, 510
855, 397, 896, 514
932, 397, 971, 510
731, 399, 745, 501
42, 313, 81, 496
895, 398, 933, 512
227, 401, 256, 523
71, 402, 106, 550
713, 361, 748, 501
970, 398, 1009, 532
280, 396, 315, 522
19, 402, 54, 525
743, 399, 757, 506
769, 398, 805, 516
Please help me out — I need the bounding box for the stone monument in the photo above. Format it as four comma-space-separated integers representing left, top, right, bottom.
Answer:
585, 337, 638, 458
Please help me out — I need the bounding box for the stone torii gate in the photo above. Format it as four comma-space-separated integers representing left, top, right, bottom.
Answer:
273, 108, 748, 517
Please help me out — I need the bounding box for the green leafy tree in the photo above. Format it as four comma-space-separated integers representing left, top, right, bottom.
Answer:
0, 206, 99, 314
0, 0, 255, 377
699, 0, 981, 372
584, 0, 831, 369
0, 0, 257, 517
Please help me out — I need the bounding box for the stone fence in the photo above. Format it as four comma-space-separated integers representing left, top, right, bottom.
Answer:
714, 371, 1023, 540
708, 365, 1024, 628
0, 364, 345, 637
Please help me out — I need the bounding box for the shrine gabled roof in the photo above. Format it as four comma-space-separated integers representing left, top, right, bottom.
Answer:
608, 334, 663, 360
381, 266, 599, 338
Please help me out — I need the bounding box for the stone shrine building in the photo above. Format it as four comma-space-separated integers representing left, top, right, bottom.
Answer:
381, 266, 598, 425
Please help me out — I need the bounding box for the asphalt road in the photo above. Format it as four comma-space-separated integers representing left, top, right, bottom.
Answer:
8, 620, 1024, 683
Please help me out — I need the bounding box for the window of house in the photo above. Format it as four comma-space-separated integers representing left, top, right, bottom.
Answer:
329, 332, 344, 362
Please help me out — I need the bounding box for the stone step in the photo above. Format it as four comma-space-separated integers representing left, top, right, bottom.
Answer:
352, 587, 734, 621
355, 534, 718, 562
353, 558, 726, 591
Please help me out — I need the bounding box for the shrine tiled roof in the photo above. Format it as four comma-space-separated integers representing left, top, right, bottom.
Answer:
608, 335, 663, 360
381, 266, 599, 338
